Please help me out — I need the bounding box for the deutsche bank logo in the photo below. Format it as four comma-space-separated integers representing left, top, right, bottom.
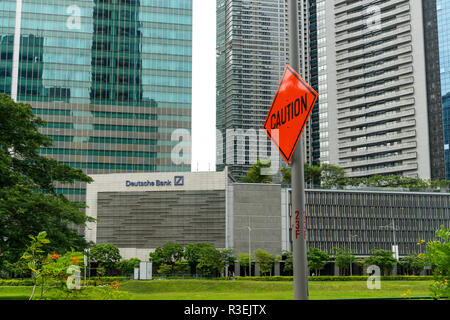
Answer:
174, 176, 184, 186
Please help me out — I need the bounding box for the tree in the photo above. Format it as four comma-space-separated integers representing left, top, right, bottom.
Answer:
399, 254, 425, 275
305, 163, 323, 187
332, 248, 355, 276
307, 247, 329, 276
280, 167, 291, 184
279, 158, 450, 190
240, 159, 272, 183
364, 249, 397, 275
172, 261, 190, 274
0, 94, 94, 269
156, 264, 173, 275
425, 226, 450, 299
116, 258, 141, 277
20, 231, 84, 300
425, 226, 450, 277
282, 250, 293, 275
150, 242, 184, 274
253, 249, 275, 276
237, 253, 254, 276
20, 231, 50, 300
185, 243, 215, 274
196, 244, 227, 277
281, 162, 342, 187
90, 244, 122, 276
321, 163, 346, 187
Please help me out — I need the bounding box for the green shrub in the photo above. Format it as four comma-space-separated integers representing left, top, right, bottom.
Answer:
234, 275, 433, 281
0, 279, 35, 286
0, 277, 129, 287
116, 258, 140, 277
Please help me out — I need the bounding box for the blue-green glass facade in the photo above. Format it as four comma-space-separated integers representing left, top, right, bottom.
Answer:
0, 0, 192, 199
437, 0, 450, 179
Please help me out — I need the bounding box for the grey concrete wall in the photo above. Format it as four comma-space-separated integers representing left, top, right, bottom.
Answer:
96, 190, 226, 250
231, 183, 282, 256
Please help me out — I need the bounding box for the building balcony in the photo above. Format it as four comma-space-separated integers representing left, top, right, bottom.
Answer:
340, 152, 417, 169
337, 56, 413, 81
335, 14, 411, 43
337, 66, 413, 91
345, 163, 418, 178
335, 4, 410, 34
337, 98, 415, 120
337, 108, 415, 130
338, 130, 416, 149
335, 0, 409, 25
336, 25, 411, 52
338, 119, 416, 139
335, 0, 380, 15
336, 35, 411, 62
336, 46, 412, 72
338, 141, 417, 158
337, 87, 415, 110
337, 77, 414, 101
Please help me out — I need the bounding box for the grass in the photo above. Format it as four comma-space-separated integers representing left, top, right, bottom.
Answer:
0, 287, 32, 300
119, 280, 433, 300
0, 280, 433, 300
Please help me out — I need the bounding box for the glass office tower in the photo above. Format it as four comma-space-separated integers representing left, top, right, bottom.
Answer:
216, 0, 319, 181
437, 0, 450, 179
0, 0, 192, 201
216, 0, 288, 181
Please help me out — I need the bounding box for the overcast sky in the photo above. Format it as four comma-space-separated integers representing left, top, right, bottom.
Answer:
191, 0, 216, 172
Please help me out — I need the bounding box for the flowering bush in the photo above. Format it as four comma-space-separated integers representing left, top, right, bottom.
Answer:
424, 226, 450, 300
429, 279, 449, 300
20, 231, 132, 300
87, 280, 131, 300
20, 232, 85, 300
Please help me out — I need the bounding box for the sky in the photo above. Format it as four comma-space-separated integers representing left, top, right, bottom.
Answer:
191, 0, 217, 172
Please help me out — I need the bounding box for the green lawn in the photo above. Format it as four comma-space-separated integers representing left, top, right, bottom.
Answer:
0, 280, 434, 300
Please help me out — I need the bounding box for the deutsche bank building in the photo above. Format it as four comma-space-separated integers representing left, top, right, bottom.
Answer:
85, 170, 450, 261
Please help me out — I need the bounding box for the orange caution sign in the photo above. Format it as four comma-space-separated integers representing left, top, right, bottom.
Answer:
263, 64, 318, 164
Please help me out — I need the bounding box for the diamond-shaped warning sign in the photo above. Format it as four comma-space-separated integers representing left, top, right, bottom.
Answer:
263, 64, 318, 164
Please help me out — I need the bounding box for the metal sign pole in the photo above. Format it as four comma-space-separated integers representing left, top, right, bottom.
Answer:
288, 0, 309, 300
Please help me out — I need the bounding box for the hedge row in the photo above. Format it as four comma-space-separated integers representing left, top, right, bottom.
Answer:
0, 279, 34, 286
0, 277, 130, 287
235, 275, 434, 281
0, 275, 433, 286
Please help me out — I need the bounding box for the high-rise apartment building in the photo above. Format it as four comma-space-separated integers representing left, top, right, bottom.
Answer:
437, 0, 450, 179
216, 0, 318, 181
316, 0, 445, 179
0, 0, 193, 201
216, 0, 287, 181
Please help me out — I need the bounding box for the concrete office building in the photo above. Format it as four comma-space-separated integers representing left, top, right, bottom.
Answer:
85, 170, 283, 260
0, 0, 193, 202
85, 170, 450, 260
315, 0, 445, 179
437, 0, 450, 179
215, 0, 320, 182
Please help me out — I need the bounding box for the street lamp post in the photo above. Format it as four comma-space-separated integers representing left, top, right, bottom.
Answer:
379, 220, 398, 256
84, 248, 90, 287
348, 233, 358, 276
288, 0, 309, 301
379, 219, 399, 277
248, 216, 252, 277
